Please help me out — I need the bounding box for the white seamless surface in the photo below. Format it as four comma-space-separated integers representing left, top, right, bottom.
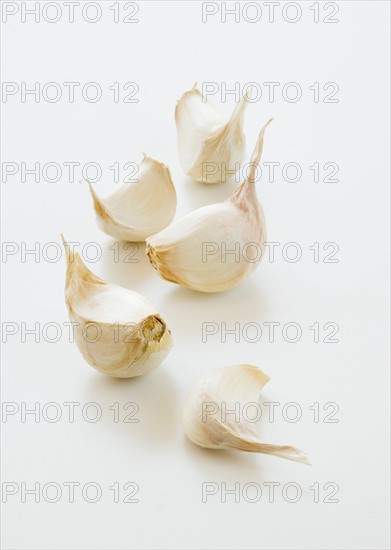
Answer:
1, 1, 390, 549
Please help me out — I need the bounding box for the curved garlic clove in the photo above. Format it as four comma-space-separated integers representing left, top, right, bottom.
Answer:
62, 237, 172, 378
183, 364, 309, 464
88, 154, 177, 242
146, 119, 272, 293
175, 85, 248, 183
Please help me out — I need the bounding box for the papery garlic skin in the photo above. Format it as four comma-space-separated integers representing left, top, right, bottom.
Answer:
183, 364, 309, 464
88, 154, 177, 242
146, 119, 272, 293
63, 238, 172, 378
176, 86, 248, 183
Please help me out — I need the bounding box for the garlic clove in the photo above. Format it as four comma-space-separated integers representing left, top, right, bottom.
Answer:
146, 119, 272, 293
88, 154, 177, 242
62, 236, 172, 378
183, 364, 309, 464
175, 85, 248, 183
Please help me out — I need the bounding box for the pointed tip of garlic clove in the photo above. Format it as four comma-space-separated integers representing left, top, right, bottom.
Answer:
145, 155, 175, 186
61, 234, 74, 265
62, 237, 103, 292
141, 153, 165, 167
176, 84, 198, 100
249, 117, 273, 169
243, 86, 254, 102
230, 117, 273, 209
87, 180, 111, 223
234, 441, 310, 465
61, 233, 72, 266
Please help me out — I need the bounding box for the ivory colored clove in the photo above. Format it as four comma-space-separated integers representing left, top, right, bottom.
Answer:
146, 119, 272, 292
183, 364, 309, 464
62, 237, 172, 378
176, 85, 249, 183
88, 154, 177, 242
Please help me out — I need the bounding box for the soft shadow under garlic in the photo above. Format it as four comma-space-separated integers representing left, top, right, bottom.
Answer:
83, 366, 179, 447
101, 239, 153, 291
183, 435, 267, 480
62, 236, 173, 378
183, 364, 309, 465
156, 276, 266, 328
181, 175, 239, 210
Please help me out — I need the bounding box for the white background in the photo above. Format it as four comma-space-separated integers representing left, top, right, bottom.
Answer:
1, 1, 390, 549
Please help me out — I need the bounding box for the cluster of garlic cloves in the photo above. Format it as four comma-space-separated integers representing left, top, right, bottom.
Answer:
183, 364, 309, 464
175, 85, 249, 183
88, 154, 177, 242
146, 118, 272, 293
62, 87, 309, 466
62, 237, 172, 378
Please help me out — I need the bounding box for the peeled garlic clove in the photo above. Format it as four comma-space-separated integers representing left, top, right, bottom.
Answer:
88, 154, 177, 242
62, 237, 172, 378
146, 119, 272, 293
183, 364, 309, 464
176, 85, 248, 183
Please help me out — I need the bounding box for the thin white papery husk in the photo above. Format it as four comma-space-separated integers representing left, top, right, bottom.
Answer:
183, 364, 309, 464
88, 154, 177, 242
146, 119, 272, 293
175, 85, 248, 183
62, 237, 172, 378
